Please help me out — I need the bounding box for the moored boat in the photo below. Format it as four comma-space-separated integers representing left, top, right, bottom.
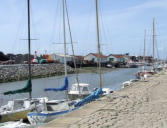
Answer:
68, 83, 91, 100
136, 70, 155, 79
27, 99, 79, 125
0, 97, 48, 123
27, 88, 103, 125
0, 0, 48, 123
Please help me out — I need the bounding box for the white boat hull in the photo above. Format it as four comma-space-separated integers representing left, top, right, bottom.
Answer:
27, 109, 74, 125
0, 97, 48, 123
68, 93, 90, 100
0, 109, 30, 123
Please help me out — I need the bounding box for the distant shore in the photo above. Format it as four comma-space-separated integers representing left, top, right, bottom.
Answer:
0, 64, 116, 83
41, 70, 167, 128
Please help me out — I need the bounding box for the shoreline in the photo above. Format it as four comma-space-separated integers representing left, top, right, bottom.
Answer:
0, 64, 74, 83
0, 64, 117, 84
41, 70, 167, 128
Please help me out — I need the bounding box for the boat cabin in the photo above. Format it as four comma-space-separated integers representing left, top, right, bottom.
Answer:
70, 83, 90, 94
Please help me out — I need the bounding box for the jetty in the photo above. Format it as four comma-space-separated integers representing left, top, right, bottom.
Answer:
40, 70, 167, 128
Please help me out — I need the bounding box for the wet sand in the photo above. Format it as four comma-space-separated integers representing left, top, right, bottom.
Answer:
40, 70, 167, 128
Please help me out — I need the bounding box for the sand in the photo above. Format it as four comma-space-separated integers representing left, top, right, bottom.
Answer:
40, 70, 167, 128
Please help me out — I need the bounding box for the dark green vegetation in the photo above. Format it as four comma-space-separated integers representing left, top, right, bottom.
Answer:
0, 51, 9, 61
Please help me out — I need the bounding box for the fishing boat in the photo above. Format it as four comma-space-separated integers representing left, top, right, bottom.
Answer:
0, 0, 48, 123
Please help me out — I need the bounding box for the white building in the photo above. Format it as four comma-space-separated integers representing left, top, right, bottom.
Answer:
50, 54, 73, 63
84, 53, 107, 63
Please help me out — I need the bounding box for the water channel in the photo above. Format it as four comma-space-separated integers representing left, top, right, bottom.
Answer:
0, 67, 141, 105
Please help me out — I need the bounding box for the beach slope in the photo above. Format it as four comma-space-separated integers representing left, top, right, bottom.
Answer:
41, 71, 167, 128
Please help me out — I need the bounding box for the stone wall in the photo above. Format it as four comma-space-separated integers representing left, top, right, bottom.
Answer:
0, 64, 74, 83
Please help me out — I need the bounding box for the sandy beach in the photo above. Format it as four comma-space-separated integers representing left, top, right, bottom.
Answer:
41, 70, 167, 128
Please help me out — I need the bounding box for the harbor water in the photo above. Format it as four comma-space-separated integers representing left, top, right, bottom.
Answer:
0, 67, 140, 106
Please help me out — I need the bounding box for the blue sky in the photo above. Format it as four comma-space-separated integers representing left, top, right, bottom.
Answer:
0, 0, 167, 58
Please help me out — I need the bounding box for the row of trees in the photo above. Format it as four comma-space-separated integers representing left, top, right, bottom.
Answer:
0, 51, 33, 64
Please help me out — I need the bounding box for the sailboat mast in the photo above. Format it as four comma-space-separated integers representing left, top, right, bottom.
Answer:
62, 0, 67, 77
143, 29, 146, 71
143, 30, 146, 61
152, 18, 155, 70
64, 0, 80, 89
95, 0, 102, 89
27, 0, 32, 99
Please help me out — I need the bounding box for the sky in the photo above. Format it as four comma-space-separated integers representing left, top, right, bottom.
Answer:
0, 0, 167, 58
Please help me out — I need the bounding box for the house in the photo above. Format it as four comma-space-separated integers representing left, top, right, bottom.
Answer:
107, 54, 125, 63
84, 53, 107, 63
72, 55, 84, 64
50, 54, 73, 63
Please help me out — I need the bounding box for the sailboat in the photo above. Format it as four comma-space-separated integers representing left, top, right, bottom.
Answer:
0, 0, 48, 123
136, 19, 156, 79
94, 0, 112, 95
27, 0, 114, 124
68, 0, 114, 100
27, 0, 81, 124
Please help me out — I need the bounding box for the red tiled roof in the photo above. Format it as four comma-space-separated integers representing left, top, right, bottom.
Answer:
87, 53, 107, 58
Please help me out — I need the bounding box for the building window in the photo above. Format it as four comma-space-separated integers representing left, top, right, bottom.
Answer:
109, 58, 114, 62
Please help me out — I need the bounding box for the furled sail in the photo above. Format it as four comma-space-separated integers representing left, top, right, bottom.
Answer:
74, 88, 103, 107
44, 77, 68, 92
4, 79, 32, 95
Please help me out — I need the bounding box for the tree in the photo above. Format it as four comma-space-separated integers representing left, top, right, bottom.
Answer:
0, 51, 9, 61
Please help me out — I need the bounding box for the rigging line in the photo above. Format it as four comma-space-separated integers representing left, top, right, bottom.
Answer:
59, 1, 63, 53
155, 38, 159, 59
148, 29, 152, 56
95, 0, 102, 89
99, 0, 109, 46
12, 8, 25, 54
50, 0, 61, 44
64, 0, 80, 85
29, 2, 41, 54
86, 0, 95, 50
99, 5, 105, 53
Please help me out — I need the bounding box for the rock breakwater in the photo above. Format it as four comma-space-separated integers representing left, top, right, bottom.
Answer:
0, 64, 74, 83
